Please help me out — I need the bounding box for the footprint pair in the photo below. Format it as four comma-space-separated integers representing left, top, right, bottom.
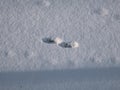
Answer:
42, 37, 79, 48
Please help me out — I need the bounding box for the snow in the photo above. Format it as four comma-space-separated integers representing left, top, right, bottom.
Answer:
0, 0, 120, 72
0, 67, 120, 90
0, 0, 120, 89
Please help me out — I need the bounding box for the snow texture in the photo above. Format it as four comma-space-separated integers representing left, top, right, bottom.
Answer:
0, 0, 120, 89
0, 67, 120, 90
0, 0, 120, 72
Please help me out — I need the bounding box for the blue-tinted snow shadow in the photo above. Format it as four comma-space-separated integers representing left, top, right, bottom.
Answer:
0, 67, 120, 84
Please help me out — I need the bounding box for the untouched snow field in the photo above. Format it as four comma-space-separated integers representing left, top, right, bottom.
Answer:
0, 0, 120, 89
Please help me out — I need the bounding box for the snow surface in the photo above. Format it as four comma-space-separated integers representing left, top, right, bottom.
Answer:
0, 0, 120, 72
0, 0, 120, 89
0, 67, 120, 90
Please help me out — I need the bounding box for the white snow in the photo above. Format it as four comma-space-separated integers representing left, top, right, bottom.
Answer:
68, 41, 79, 48
0, 0, 120, 72
0, 0, 120, 89
54, 37, 63, 45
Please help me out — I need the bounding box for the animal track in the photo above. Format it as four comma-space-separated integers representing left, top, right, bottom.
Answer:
42, 37, 62, 44
42, 37, 55, 44
42, 37, 79, 48
59, 42, 72, 48
59, 41, 79, 48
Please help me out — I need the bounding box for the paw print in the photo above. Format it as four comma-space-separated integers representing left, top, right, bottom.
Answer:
42, 37, 63, 44
59, 41, 79, 48
42, 37, 79, 48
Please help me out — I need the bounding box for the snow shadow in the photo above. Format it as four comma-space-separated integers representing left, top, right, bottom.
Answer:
42, 37, 55, 44
59, 42, 72, 48
0, 67, 120, 84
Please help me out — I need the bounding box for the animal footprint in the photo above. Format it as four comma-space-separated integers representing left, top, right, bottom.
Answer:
42, 37, 63, 44
42, 37, 79, 48
59, 41, 79, 48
